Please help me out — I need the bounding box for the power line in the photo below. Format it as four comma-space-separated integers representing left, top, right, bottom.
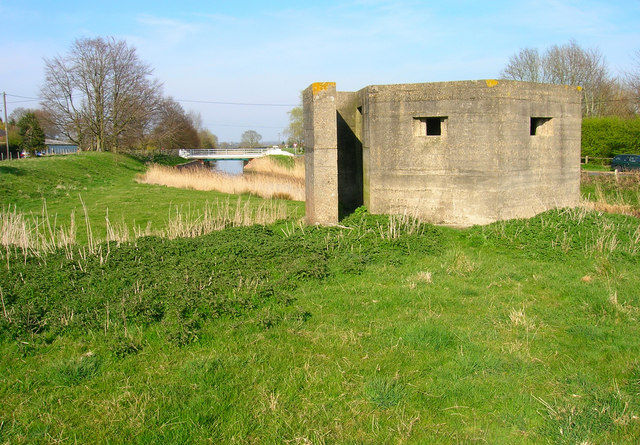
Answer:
7, 99, 40, 105
3, 91, 297, 106
2, 93, 40, 105
209, 123, 285, 129
5, 93, 39, 100
176, 98, 297, 107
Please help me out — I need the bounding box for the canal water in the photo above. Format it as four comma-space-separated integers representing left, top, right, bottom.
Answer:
211, 160, 244, 175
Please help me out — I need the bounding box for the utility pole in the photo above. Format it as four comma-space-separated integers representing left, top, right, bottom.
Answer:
3, 92, 9, 160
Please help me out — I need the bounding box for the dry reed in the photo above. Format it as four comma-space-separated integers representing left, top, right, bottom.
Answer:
162, 197, 289, 239
137, 157, 305, 201
0, 197, 291, 263
581, 172, 640, 218
1, 204, 78, 259
244, 156, 305, 180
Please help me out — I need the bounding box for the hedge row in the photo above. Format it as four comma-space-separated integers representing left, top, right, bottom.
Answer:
582, 117, 640, 160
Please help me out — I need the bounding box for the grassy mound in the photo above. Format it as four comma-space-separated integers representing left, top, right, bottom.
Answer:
0, 152, 145, 207
1, 153, 640, 443
0, 152, 303, 246
1, 208, 640, 443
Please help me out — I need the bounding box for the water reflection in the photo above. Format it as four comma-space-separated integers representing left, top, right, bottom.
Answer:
212, 160, 244, 175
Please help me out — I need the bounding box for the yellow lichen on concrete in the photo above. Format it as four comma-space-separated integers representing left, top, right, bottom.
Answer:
312, 82, 336, 96
485, 79, 499, 88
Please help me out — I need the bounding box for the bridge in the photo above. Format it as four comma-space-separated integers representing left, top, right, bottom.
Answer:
178, 147, 293, 161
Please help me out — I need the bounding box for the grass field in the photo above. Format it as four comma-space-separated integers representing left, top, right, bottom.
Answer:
0, 153, 303, 248
1, 153, 640, 444
581, 163, 611, 172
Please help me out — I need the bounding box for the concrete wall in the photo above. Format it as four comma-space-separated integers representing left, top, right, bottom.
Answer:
303, 82, 339, 224
304, 79, 583, 227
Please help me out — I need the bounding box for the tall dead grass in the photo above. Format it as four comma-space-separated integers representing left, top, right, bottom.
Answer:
137, 157, 305, 201
1, 204, 78, 260
581, 172, 640, 218
1, 197, 290, 263
162, 198, 289, 239
245, 156, 305, 180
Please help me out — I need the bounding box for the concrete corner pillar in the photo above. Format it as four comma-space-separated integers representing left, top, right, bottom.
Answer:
303, 82, 338, 225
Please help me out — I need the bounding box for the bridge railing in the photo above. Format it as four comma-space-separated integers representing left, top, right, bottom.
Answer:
179, 148, 271, 158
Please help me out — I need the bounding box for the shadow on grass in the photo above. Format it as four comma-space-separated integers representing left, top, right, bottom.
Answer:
0, 166, 25, 176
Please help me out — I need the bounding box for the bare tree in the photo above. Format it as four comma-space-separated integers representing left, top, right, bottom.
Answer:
32, 108, 60, 139
149, 97, 199, 150
40, 37, 162, 151
500, 48, 543, 83
501, 40, 612, 117
9, 107, 60, 139
8, 107, 29, 124
186, 110, 203, 132
241, 130, 262, 148
544, 41, 609, 116
625, 49, 640, 114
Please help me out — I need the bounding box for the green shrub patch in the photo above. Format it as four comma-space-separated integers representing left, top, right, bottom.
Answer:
0, 214, 444, 345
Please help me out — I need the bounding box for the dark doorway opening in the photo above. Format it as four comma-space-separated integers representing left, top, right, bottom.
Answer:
337, 111, 363, 219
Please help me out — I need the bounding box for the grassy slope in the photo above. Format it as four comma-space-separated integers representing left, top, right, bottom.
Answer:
1, 155, 640, 444
0, 152, 304, 242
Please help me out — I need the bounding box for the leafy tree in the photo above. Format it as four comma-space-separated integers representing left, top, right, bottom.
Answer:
241, 130, 262, 148
10, 107, 60, 139
284, 105, 303, 149
40, 36, 162, 151
582, 117, 640, 159
17, 112, 45, 155
198, 129, 218, 149
1, 119, 22, 157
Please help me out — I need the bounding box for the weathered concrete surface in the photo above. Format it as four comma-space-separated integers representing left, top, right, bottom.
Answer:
303, 82, 339, 224
304, 79, 582, 227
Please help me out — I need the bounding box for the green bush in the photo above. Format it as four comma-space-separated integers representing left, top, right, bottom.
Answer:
582, 117, 640, 161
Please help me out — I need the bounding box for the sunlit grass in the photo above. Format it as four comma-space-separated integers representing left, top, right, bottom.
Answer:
0, 152, 304, 250
1, 153, 640, 443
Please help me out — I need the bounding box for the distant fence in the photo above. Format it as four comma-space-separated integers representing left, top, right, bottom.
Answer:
581, 156, 612, 165
0, 149, 20, 161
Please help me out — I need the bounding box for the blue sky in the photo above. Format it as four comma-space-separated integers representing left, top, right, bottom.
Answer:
1, 0, 639, 142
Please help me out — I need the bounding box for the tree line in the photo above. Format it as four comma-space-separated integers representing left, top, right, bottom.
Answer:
500, 41, 640, 160
5, 37, 638, 158
3, 37, 220, 155
500, 40, 639, 118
